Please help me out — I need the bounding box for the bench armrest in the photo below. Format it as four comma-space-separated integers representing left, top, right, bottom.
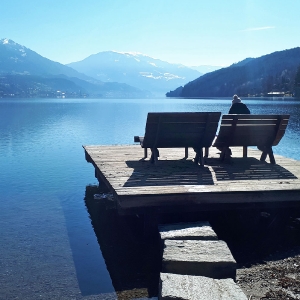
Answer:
134, 136, 141, 143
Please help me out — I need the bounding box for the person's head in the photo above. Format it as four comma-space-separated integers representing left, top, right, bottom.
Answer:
232, 94, 241, 104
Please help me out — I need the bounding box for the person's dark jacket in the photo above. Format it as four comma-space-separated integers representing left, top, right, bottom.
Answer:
228, 102, 250, 114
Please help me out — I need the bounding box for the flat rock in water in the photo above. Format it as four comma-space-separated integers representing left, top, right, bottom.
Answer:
162, 240, 236, 279
158, 221, 218, 241
159, 273, 247, 300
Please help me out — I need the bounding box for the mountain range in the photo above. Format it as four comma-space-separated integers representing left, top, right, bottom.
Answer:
2, 38, 299, 99
167, 48, 300, 98
0, 39, 214, 98
67, 51, 204, 96
0, 39, 153, 98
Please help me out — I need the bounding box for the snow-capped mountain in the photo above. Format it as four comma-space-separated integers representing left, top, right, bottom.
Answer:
0, 38, 92, 80
67, 51, 202, 96
0, 39, 150, 98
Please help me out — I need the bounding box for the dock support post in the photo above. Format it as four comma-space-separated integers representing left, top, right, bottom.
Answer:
143, 210, 159, 239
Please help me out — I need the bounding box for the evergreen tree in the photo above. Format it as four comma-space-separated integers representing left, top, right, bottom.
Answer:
294, 65, 300, 97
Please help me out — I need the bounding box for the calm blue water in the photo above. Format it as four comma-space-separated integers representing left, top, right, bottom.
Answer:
0, 97, 299, 299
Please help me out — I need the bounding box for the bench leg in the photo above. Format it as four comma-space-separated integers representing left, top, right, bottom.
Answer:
267, 147, 276, 165
259, 146, 275, 164
220, 147, 226, 161
194, 148, 204, 166
193, 152, 199, 164
260, 150, 267, 162
199, 148, 204, 166
150, 148, 159, 164
268, 149, 276, 164
243, 146, 247, 158
220, 147, 232, 162
144, 148, 148, 158
204, 147, 209, 158
185, 147, 188, 159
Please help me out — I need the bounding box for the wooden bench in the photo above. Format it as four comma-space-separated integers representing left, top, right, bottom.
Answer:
134, 112, 221, 165
213, 114, 290, 164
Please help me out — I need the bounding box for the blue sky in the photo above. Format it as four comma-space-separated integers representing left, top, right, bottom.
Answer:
2, 0, 300, 67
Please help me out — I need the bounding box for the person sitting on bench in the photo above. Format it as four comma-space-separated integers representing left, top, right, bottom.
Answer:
219, 95, 250, 160
229, 94, 250, 114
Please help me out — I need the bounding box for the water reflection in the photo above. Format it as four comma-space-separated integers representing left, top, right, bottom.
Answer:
84, 185, 161, 299
62, 192, 115, 296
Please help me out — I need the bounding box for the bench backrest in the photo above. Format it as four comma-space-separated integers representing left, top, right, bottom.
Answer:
214, 114, 290, 147
142, 112, 221, 148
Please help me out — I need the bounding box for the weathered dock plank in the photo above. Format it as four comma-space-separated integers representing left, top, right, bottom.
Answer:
83, 145, 300, 213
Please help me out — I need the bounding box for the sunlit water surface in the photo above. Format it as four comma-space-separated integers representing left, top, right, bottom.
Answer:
0, 97, 299, 299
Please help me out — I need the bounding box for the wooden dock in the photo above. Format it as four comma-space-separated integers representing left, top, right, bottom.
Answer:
83, 145, 300, 215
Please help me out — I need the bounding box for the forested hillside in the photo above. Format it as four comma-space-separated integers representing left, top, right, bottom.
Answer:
167, 47, 300, 98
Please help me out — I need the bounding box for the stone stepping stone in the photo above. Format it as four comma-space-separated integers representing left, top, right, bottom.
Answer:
158, 221, 218, 241
162, 239, 236, 280
159, 272, 247, 300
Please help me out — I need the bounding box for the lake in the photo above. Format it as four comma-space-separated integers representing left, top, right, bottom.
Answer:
0, 97, 300, 299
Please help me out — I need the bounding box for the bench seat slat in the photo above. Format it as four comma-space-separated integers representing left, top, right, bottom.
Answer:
221, 114, 290, 120
146, 112, 220, 123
